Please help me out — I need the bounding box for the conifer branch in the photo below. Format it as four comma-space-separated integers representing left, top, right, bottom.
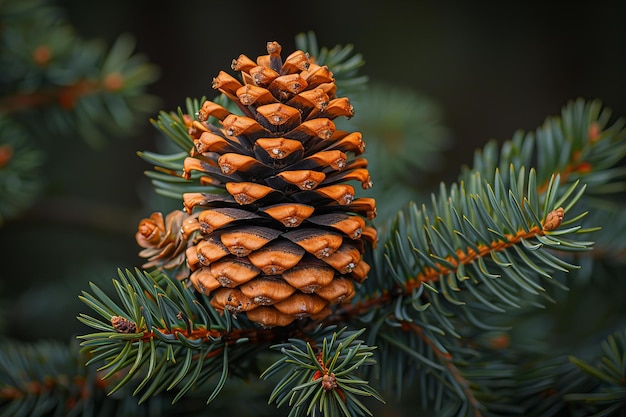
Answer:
465, 98, 626, 201
0, 116, 44, 224
262, 327, 382, 417
0, 339, 101, 417
1, 1, 160, 146
77, 268, 385, 415
78, 269, 271, 403
369, 167, 590, 316
0, 0, 160, 224
0, 76, 123, 114
564, 328, 626, 415
336, 98, 626, 416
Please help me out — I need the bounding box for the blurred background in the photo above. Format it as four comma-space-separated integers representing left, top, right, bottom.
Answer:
1, 0, 625, 343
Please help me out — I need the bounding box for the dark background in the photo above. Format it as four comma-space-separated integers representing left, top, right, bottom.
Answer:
2, 0, 626, 341
60, 0, 626, 155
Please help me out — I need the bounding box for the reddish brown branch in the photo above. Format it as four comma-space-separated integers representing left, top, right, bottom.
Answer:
136, 321, 303, 354
0, 74, 124, 114
332, 210, 562, 321
332, 118, 603, 322
0, 374, 107, 410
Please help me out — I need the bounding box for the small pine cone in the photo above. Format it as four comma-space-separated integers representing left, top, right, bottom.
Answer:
136, 210, 193, 279
182, 41, 377, 327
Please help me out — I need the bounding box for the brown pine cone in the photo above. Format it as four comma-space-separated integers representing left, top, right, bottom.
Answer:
175, 41, 377, 327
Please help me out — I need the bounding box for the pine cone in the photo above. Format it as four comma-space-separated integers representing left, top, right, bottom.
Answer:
182, 41, 377, 327
136, 210, 192, 279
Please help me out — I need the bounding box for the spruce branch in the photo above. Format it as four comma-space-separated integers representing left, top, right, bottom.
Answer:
565, 329, 626, 416
0, 115, 44, 225
358, 166, 589, 320
354, 99, 625, 333
465, 99, 626, 204
77, 268, 279, 405
262, 327, 382, 417
0, 337, 237, 417
77, 269, 383, 416
0, 339, 98, 417
464, 98, 626, 268
0, 338, 159, 417
0, 0, 160, 229
321, 99, 625, 415
0, 0, 160, 147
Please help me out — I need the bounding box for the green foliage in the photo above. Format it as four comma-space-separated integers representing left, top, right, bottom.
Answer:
354, 171, 592, 416
138, 98, 202, 200
566, 330, 626, 416
0, 337, 233, 417
0, 116, 44, 224
465, 99, 626, 202
0, 339, 87, 417
0, 0, 160, 226
0, 0, 160, 146
379, 167, 590, 303
0, 338, 161, 417
77, 268, 259, 405
75, 269, 382, 415
355, 98, 626, 417
262, 327, 382, 417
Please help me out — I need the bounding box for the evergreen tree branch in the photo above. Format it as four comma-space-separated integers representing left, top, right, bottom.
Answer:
565, 329, 626, 415
0, 76, 125, 114
0, 116, 44, 225
77, 269, 383, 415
329, 98, 626, 416
261, 327, 382, 417
465, 99, 626, 197
356, 166, 590, 320
0, 337, 239, 417
0, 339, 102, 417
77, 269, 271, 404
1, 0, 161, 146
358, 99, 625, 332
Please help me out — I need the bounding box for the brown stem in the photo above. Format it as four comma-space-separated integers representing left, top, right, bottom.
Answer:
331, 213, 560, 322
0, 76, 121, 114
0, 374, 107, 408
139, 323, 300, 346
